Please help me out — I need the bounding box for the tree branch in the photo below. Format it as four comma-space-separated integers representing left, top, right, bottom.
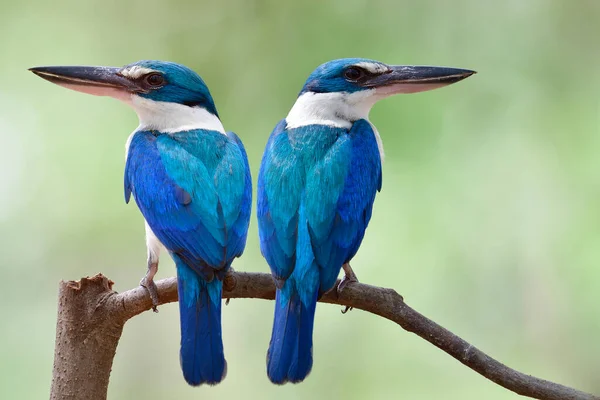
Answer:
51, 272, 598, 400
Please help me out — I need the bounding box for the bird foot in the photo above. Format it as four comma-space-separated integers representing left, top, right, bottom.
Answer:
140, 276, 159, 313
223, 267, 235, 306
337, 263, 359, 314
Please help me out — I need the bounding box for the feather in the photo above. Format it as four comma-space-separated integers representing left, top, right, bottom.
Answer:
125, 128, 251, 385
259, 118, 382, 383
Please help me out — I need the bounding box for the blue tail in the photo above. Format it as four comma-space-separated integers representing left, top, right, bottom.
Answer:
267, 289, 317, 384
176, 263, 226, 386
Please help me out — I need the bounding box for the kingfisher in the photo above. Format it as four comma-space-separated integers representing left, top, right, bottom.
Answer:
258, 58, 474, 384
30, 60, 252, 386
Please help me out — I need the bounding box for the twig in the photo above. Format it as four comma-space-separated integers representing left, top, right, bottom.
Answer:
50, 272, 598, 400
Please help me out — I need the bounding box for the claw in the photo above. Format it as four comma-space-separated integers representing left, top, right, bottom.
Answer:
140, 277, 159, 312
337, 263, 358, 314
337, 263, 358, 295
341, 306, 353, 314
141, 261, 159, 312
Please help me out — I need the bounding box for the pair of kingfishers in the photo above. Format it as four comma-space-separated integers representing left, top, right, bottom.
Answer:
31, 58, 474, 385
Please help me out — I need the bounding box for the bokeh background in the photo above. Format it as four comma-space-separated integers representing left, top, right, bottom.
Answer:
2, 0, 599, 398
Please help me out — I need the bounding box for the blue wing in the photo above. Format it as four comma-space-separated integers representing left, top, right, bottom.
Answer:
257, 120, 299, 285
225, 131, 252, 260
258, 119, 381, 293
125, 129, 251, 280
309, 119, 382, 291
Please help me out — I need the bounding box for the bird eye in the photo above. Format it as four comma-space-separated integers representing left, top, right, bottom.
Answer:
343, 67, 364, 81
145, 73, 164, 87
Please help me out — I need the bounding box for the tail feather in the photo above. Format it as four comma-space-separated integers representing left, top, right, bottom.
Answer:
267, 289, 317, 384
177, 263, 226, 386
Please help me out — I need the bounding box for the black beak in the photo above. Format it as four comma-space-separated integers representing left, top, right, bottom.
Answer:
29, 65, 141, 94
364, 65, 476, 94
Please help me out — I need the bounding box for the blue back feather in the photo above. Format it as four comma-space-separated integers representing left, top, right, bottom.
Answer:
258, 119, 381, 297
258, 118, 381, 383
125, 129, 251, 279
125, 127, 251, 385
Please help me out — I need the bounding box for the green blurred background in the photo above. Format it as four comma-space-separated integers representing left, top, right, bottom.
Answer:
2, 0, 599, 398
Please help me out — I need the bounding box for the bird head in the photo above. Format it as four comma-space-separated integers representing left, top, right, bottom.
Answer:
287, 58, 475, 128
29, 60, 222, 132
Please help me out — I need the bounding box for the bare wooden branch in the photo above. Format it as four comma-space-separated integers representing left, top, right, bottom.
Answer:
51, 272, 599, 400
51, 275, 123, 400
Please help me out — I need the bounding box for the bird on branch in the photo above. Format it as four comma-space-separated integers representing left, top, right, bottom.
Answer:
258, 58, 474, 384
30, 61, 252, 386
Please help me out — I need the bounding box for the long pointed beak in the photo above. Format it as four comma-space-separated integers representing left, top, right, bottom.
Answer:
29, 65, 141, 99
368, 65, 476, 95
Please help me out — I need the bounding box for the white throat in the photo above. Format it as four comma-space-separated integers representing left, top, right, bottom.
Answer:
129, 95, 225, 134
285, 90, 379, 129
285, 90, 384, 160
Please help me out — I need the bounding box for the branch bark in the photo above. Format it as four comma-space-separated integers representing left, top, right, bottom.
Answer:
50, 272, 598, 400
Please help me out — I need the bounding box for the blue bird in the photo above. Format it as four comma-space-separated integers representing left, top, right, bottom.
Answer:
30, 60, 252, 386
258, 58, 474, 384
